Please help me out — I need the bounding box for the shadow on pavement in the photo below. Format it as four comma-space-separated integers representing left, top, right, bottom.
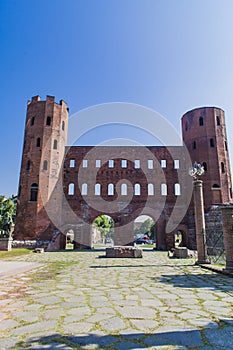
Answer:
154, 272, 233, 291
18, 320, 233, 349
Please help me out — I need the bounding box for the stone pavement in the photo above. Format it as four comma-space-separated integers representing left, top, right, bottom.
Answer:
0, 250, 233, 349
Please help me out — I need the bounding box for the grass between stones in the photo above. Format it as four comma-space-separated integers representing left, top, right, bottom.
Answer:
0, 248, 32, 260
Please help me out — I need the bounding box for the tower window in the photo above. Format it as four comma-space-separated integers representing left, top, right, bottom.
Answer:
134, 183, 140, 196
43, 160, 48, 171
82, 183, 88, 195
121, 183, 127, 195
108, 183, 114, 196
62, 120, 65, 131
30, 183, 38, 202
161, 183, 167, 196
202, 162, 207, 171
46, 116, 51, 126
96, 160, 101, 168
221, 162, 225, 174
185, 122, 188, 131
26, 160, 31, 171
199, 116, 204, 126
68, 183, 74, 195
95, 183, 101, 196
212, 184, 220, 189
134, 160, 140, 169
36, 137, 41, 147
225, 141, 228, 151
53, 139, 57, 150
122, 160, 127, 168
109, 160, 114, 168
174, 160, 179, 169
161, 160, 166, 168
193, 141, 196, 149
70, 159, 75, 168
210, 138, 215, 148
216, 116, 220, 126
83, 159, 88, 168
30, 117, 35, 126
148, 160, 153, 169
174, 183, 181, 196
148, 183, 154, 196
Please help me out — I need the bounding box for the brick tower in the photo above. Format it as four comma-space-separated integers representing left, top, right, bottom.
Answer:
182, 107, 232, 209
14, 96, 68, 241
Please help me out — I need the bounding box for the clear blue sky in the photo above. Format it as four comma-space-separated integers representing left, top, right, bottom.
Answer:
1, 0, 233, 197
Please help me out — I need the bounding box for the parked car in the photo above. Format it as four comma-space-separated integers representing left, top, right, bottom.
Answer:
134, 238, 153, 245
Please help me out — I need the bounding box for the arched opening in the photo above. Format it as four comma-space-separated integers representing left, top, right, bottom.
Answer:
46, 116, 51, 126
30, 183, 38, 202
36, 137, 41, 147
174, 229, 186, 248
216, 116, 220, 126
92, 215, 114, 248
202, 162, 207, 171
65, 229, 74, 250
199, 116, 204, 126
134, 215, 156, 248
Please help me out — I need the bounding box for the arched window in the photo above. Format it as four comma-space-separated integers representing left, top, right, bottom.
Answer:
174, 183, 181, 196
185, 121, 188, 131
202, 162, 207, 171
36, 137, 41, 147
108, 183, 114, 196
30, 117, 35, 126
210, 138, 215, 148
199, 116, 204, 126
46, 116, 51, 126
53, 139, 57, 150
134, 183, 140, 196
225, 141, 228, 151
43, 160, 48, 171
82, 183, 88, 196
95, 183, 101, 196
62, 120, 65, 131
216, 116, 220, 126
161, 183, 167, 196
26, 160, 31, 171
121, 183, 127, 195
30, 183, 38, 201
148, 183, 154, 196
212, 184, 220, 188
221, 162, 225, 174
68, 183, 74, 195
193, 141, 196, 149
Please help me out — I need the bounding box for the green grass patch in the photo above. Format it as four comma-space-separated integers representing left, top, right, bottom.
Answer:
0, 248, 32, 260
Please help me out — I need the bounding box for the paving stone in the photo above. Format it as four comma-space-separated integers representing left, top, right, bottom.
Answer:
0, 336, 19, 349
62, 321, 93, 333
67, 334, 117, 347
11, 319, 57, 335
100, 317, 126, 332
25, 343, 73, 349
130, 319, 158, 331
116, 306, 156, 319
115, 341, 145, 349
0, 318, 19, 330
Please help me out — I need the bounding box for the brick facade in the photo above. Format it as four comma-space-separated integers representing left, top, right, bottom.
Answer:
14, 97, 233, 250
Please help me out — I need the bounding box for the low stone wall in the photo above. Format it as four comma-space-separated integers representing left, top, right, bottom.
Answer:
12, 240, 50, 249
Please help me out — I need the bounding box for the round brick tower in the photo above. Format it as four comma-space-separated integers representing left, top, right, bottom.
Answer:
182, 107, 232, 209
14, 96, 68, 241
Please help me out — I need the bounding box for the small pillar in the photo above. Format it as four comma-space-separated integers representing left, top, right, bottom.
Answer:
220, 205, 233, 272
193, 180, 209, 264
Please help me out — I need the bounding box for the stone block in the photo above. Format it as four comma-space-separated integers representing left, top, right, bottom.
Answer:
106, 246, 142, 258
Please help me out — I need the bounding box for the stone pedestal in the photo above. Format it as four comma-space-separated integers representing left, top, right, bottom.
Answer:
193, 180, 209, 264
106, 246, 142, 258
220, 205, 233, 272
0, 237, 13, 251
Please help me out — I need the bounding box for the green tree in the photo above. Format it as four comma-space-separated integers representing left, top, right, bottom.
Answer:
0, 195, 16, 236
93, 215, 114, 243
134, 218, 156, 240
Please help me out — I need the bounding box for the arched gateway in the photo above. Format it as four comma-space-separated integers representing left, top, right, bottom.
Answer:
14, 96, 232, 251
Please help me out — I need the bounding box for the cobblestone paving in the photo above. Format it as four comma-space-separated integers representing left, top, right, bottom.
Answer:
0, 250, 233, 349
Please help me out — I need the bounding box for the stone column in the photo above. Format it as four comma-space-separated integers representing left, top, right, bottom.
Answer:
220, 205, 233, 272
193, 179, 209, 264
